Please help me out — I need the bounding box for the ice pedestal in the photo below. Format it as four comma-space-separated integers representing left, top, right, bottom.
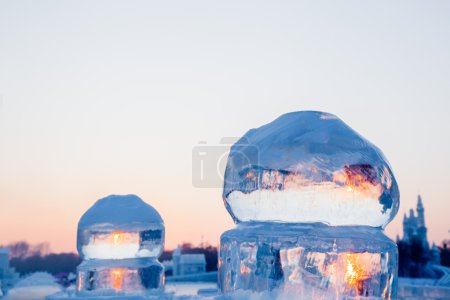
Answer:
219, 111, 400, 299
75, 195, 165, 297
219, 223, 397, 298
76, 258, 164, 296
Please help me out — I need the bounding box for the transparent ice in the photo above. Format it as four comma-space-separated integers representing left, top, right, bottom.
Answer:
223, 111, 399, 227
77, 194, 164, 260
219, 223, 397, 299
219, 111, 399, 299
75, 194, 165, 296
76, 258, 164, 297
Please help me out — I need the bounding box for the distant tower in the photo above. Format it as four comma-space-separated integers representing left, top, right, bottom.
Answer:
416, 195, 429, 249
430, 243, 441, 265
404, 209, 418, 242
402, 213, 410, 242
416, 195, 425, 227
400, 195, 430, 250
173, 245, 181, 276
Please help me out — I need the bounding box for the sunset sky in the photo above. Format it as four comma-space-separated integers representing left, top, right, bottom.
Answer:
0, 1, 449, 253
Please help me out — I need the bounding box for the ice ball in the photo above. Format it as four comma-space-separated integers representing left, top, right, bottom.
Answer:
77, 194, 164, 259
223, 111, 399, 227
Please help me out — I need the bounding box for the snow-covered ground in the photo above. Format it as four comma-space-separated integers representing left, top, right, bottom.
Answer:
2, 272, 62, 300
2, 278, 449, 299
398, 284, 450, 300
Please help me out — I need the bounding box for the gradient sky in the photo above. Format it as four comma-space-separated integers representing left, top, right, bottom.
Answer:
0, 0, 449, 253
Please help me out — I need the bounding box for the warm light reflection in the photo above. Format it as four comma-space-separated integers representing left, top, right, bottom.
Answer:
344, 254, 365, 289
342, 253, 376, 295
321, 252, 381, 296
333, 165, 383, 199
76, 273, 83, 291
244, 165, 385, 201
113, 232, 121, 245
382, 252, 392, 300
90, 231, 139, 246
83, 231, 142, 260
240, 263, 252, 275
111, 269, 123, 291
382, 166, 393, 189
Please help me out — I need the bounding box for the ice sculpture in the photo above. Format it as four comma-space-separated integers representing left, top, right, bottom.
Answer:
76, 194, 165, 297
219, 111, 399, 299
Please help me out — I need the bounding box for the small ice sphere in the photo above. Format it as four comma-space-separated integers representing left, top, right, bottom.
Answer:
77, 194, 164, 260
223, 111, 399, 227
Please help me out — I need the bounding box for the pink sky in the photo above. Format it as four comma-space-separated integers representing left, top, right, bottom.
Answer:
0, 187, 446, 253
1, 1, 449, 253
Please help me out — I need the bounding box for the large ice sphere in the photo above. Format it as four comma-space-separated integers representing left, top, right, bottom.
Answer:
77, 195, 164, 260
223, 111, 399, 227
219, 222, 397, 299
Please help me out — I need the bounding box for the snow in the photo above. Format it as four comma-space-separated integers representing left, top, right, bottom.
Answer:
4, 272, 62, 300
227, 188, 392, 226
11, 273, 59, 289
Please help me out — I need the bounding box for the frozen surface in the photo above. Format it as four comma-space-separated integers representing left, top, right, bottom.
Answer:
77, 195, 164, 259
219, 223, 397, 299
223, 111, 399, 227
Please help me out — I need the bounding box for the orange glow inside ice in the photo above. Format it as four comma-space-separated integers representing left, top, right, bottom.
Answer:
111, 269, 123, 291
240, 263, 251, 275
344, 254, 364, 288
321, 252, 380, 296
110, 231, 133, 245
342, 253, 378, 295
113, 232, 121, 245
333, 166, 383, 199
90, 231, 140, 248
